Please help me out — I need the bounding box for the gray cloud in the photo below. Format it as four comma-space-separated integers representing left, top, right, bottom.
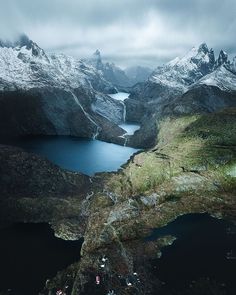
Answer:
1, 0, 236, 67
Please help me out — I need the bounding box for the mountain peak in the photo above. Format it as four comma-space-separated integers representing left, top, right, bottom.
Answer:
17, 34, 31, 47
0, 33, 48, 60
215, 50, 229, 68
93, 49, 101, 56
198, 43, 209, 54
0, 33, 31, 48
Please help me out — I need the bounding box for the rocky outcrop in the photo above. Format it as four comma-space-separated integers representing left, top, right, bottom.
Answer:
0, 144, 91, 241
0, 145, 90, 199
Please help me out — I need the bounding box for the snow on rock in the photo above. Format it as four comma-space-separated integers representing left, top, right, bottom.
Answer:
150, 43, 215, 92
0, 35, 126, 139
91, 93, 124, 124
196, 65, 236, 92
0, 42, 114, 93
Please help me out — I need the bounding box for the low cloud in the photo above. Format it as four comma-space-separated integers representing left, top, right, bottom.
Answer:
1, 0, 236, 67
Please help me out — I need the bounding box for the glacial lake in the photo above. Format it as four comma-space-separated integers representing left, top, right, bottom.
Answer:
109, 92, 130, 101
3, 136, 139, 176
0, 223, 83, 295
147, 213, 236, 294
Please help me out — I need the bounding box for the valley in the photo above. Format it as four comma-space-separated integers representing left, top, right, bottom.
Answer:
0, 36, 235, 295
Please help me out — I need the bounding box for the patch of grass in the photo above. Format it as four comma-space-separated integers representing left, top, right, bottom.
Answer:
106, 108, 236, 197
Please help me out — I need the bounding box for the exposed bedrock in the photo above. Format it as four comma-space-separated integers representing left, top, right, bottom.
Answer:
0, 87, 128, 144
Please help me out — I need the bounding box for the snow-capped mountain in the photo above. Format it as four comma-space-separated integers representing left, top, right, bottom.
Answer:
126, 43, 236, 121
84, 50, 133, 88
150, 43, 215, 93
0, 35, 125, 141
0, 35, 116, 93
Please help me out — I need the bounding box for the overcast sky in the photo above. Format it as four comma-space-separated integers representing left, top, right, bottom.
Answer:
1, 0, 236, 68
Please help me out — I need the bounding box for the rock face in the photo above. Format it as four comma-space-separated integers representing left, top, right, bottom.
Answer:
0, 35, 125, 141
0, 144, 91, 240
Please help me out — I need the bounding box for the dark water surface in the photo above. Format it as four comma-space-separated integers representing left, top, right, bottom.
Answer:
2, 136, 139, 175
0, 223, 82, 295
147, 214, 236, 294
0, 215, 235, 295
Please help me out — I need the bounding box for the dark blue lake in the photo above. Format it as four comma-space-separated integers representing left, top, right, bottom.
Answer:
0, 223, 82, 295
3, 136, 139, 176
147, 213, 236, 294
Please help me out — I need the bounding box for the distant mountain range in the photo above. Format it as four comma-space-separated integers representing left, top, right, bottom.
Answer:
84, 49, 152, 88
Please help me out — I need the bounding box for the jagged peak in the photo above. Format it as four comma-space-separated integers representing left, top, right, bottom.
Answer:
92, 49, 102, 61
218, 50, 228, 63
91, 49, 102, 64
93, 49, 101, 56
0, 33, 48, 60
198, 42, 209, 54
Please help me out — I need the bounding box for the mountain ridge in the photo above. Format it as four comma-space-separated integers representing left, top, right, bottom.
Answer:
126, 43, 236, 122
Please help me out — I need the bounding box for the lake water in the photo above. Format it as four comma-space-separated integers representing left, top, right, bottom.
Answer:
109, 92, 130, 101
2, 93, 141, 175
1, 214, 235, 295
0, 223, 82, 295
119, 123, 140, 135
3, 136, 139, 176
147, 213, 236, 294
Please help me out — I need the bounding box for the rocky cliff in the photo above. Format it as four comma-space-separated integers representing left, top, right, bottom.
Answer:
0, 35, 127, 143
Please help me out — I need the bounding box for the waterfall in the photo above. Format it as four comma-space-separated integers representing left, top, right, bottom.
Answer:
122, 101, 126, 122
92, 126, 100, 140
119, 101, 126, 123
124, 136, 128, 147
69, 91, 100, 140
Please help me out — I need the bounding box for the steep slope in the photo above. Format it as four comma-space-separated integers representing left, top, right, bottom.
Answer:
166, 65, 236, 116
0, 35, 125, 141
